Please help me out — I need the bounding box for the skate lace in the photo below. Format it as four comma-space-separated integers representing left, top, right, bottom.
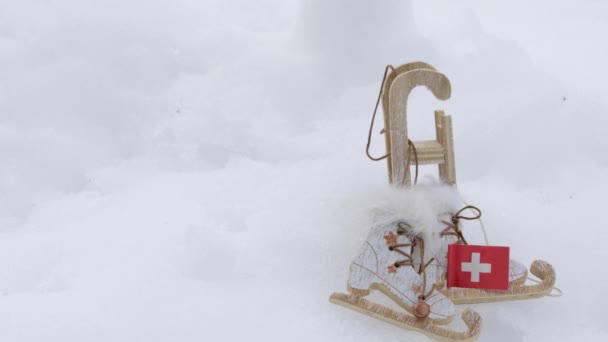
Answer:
440, 205, 482, 245
389, 222, 440, 300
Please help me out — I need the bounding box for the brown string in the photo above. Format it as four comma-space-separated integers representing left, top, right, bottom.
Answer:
440, 205, 482, 245
365, 65, 419, 186
395, 139, 418, 186
406, 139, 418, 186
390, 225, 417, 268
388, 223, 437, 300
366, 65, 395, 161
453, 205, 482, 221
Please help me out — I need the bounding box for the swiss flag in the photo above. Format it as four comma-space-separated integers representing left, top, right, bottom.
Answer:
447, 244, 510, 291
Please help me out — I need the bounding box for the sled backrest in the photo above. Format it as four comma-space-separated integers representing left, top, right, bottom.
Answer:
380, 62, 456, 187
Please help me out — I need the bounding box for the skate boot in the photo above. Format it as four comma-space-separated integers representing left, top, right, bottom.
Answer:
330, 219, 481, 341
433, 205, 557, 304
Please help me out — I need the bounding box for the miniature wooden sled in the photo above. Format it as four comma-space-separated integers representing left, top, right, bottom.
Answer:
379, 61, 456, 187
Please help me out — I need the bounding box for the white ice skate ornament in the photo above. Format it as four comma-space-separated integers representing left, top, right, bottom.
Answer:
329, 62, 559, 341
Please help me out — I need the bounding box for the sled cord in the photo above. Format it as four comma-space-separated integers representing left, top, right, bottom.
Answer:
366, 65, 395, 161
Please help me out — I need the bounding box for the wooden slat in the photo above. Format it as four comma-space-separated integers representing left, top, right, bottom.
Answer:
442, 115, 456, 185
435, 110, 447, 181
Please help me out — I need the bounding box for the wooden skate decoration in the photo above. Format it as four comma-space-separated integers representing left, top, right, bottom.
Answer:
330, 63, 481, 341
329, 221, 481, 341
436, 218, 557, 304
378, 62, 557, 303
330, 62, 558, 341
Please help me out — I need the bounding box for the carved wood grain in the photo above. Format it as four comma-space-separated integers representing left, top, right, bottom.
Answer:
388, 69, 451, 187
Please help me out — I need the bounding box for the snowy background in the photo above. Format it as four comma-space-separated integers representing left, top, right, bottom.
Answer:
0, 0, 607, 341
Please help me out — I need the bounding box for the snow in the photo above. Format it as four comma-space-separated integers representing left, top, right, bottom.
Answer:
0, 0, 606, 341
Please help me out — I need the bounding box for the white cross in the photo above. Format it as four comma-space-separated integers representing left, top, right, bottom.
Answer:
461, 252, 492, 282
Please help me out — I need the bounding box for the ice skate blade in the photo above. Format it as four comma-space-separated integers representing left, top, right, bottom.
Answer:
329, 292, 481, 342
442, 260, 556, 304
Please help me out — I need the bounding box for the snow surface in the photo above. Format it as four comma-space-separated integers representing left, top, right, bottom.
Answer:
1, 0, 607, 341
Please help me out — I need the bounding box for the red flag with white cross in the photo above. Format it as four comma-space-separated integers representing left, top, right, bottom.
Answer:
447, 244, 510, 290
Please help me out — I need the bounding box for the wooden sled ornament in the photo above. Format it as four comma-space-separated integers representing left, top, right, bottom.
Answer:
379, 62, 557, 304
330, 62, 558, 341
379, 62, 456, 187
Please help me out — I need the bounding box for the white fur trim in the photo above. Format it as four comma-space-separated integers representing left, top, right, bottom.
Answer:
368, 183, 462, 258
